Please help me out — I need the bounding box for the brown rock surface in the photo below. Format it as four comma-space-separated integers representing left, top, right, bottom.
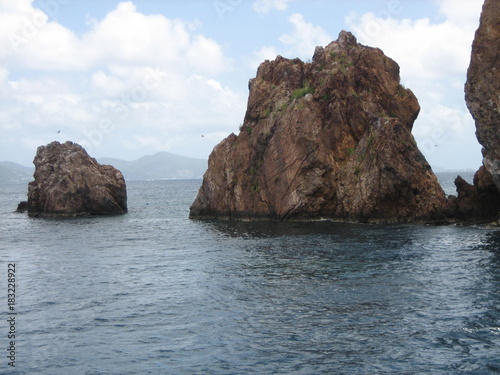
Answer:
450, 0, 500, 225
190, 31, 447, 222
447, 167, 500, 223
465, 0, 500, 191
26, 141, 127, 217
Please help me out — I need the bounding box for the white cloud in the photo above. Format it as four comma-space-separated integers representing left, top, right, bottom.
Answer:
1, 64, 244, 161
345, 0, 483, 169
0, 67, 8, 84
414, 104, 475, 144
0, 1, 87, 70
250, 13, 331, 70
250, 46, 279, 69
253, 0, 292, 14
345, 0, 483, 82
279, 13, 332, 58
248, 13, 331, 77
1, 1, 227, 74
346, 15, 477, 81
0, 0, 32, 12
0, 1, 242, 164
414, 103, 481, 169
436, 0, 483, 26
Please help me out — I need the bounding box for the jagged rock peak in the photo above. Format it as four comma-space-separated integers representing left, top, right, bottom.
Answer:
338, 29, 358, 48
25, 141, 127, 217
190, 30, 447, 223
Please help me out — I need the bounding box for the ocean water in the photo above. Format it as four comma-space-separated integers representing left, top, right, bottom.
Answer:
1, 177, 499, 375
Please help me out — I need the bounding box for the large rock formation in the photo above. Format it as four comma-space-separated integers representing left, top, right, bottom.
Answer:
465, 0, 500, 192
450, 0, 500, 225
25, 141, 127, 217
190, 31, 447, 223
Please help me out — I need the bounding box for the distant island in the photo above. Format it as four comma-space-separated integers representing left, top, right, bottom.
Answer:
0, 152, 207, 184
0, 156, 474, 186
0, 161, 34, 184
97, 152, 207, 181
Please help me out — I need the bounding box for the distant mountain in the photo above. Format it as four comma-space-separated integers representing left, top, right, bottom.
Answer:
0, 154, 471, 184
0, 152, 207, 184
98, 152, 207, 181
0, 161, 34, 184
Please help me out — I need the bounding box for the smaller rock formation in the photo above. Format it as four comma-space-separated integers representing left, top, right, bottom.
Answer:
15, 201, 28, 213
24, 141, 127, 217
447, 167, 500, 224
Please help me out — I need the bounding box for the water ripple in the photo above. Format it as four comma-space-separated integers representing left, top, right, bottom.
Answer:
0, 180, 499, 374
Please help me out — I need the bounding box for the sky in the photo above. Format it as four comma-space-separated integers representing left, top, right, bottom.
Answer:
0, 0, 485, 170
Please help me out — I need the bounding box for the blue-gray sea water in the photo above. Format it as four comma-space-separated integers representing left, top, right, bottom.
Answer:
1, 174, 499, 375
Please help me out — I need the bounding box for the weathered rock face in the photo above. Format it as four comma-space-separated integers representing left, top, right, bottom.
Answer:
447, 167, 500, 223
465, 0, 500, 192
190, 31, 447, 223
451, 0, 500, 225
26, 141, 127, 217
